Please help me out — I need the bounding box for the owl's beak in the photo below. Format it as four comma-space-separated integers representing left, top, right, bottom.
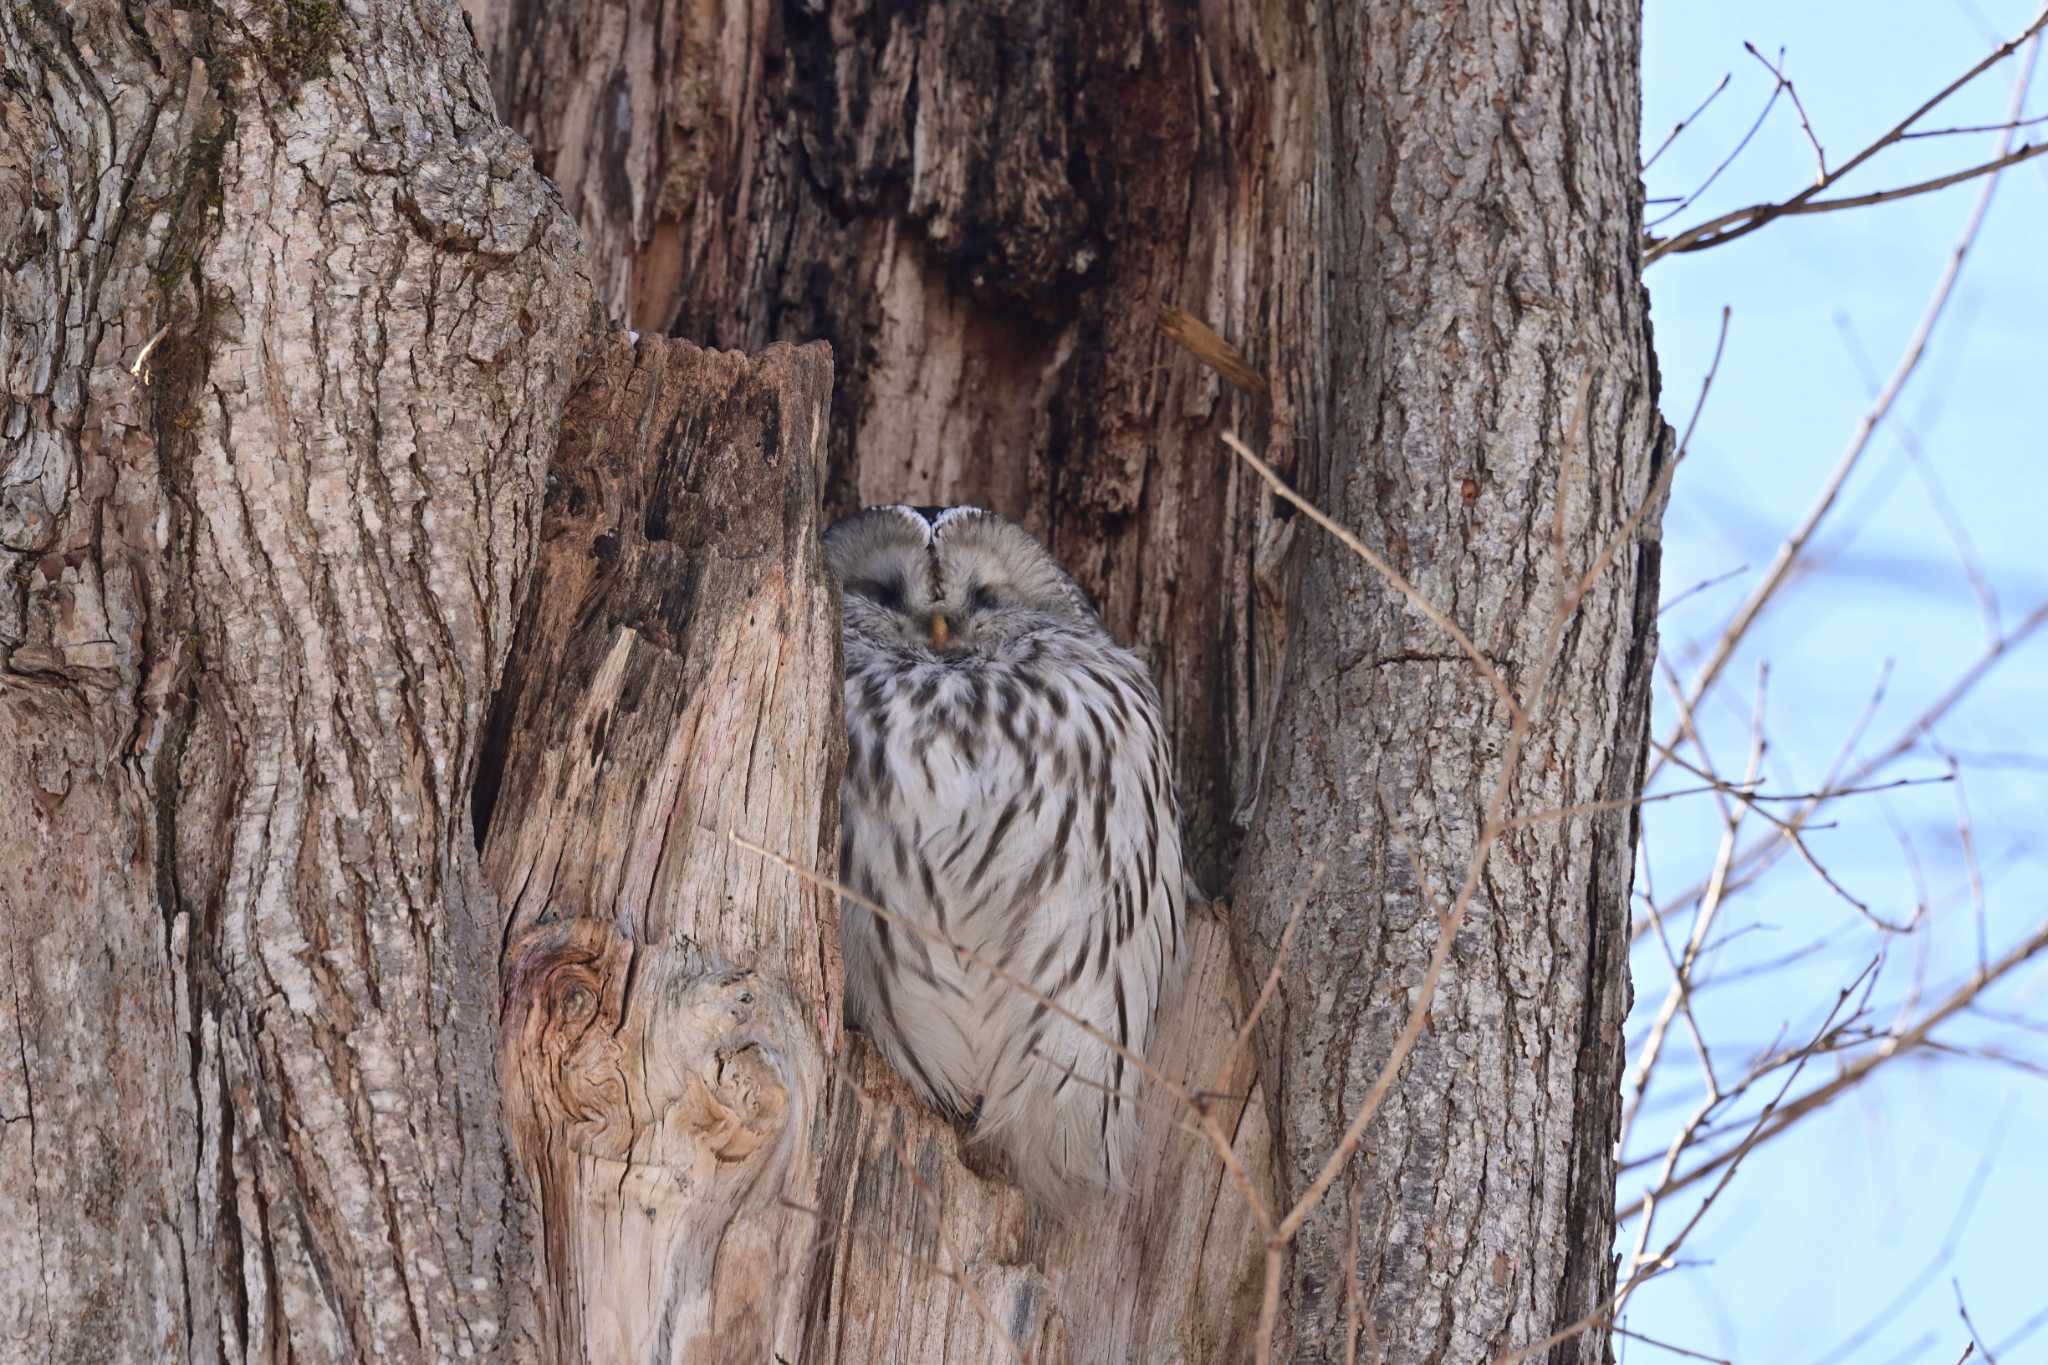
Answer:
927, 613, 951, 648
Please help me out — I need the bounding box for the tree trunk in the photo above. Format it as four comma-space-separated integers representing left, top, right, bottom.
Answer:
2, 2, 589, 1358
5, 0, 1660, 1360
470, 0, 1662, 1361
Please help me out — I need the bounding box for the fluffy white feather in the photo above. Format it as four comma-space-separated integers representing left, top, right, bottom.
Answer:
826, 505, 1185, 1210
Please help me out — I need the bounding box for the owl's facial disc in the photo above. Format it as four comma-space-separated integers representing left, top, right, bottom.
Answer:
824, 504, 1092, 656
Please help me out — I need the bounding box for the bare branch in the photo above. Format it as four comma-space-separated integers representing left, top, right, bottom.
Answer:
728, 831, 1279, 1239
1616, 917, 2048, 1222
1660, 563, 1751, 617
1900, 109, 2048, 138
1221, 432, 1524, 726
1646, 75, 1787, 230
1645, 8, 2048, 260
1656, 141, 2048, 254
1640, 603, 2048, 941
1614, 1324, 1732, 1364
1211, 867, 1328, 1098
1648, 68, 2031, 785
1500, 963, 1875, 1363
1643, 71, 1733, 173
1953, 1280, 1999, 1365
1618, 665, 1765, 1167
1744, 42, 1827, 180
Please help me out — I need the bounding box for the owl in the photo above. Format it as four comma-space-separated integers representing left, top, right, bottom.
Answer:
824, 504, 1186, 1210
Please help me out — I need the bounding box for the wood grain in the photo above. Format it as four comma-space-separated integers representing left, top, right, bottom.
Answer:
479, 335, 839, 1360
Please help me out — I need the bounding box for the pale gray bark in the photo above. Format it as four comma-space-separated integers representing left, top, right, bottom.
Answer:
2, 3, 589, 1360
1234, 6, 1660, 1358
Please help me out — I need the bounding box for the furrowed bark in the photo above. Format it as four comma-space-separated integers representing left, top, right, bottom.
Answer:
1233, 6, 1659, 1357
5, 0, 1662, 1355
2, 2, 590, 1359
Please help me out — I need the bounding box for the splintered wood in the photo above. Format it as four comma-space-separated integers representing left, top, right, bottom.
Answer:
478, 333, 1270, 1362
483, 336, 839, 1362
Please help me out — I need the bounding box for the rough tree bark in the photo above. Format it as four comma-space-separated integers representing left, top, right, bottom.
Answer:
2, 2, 589, 1359
469, 0, 1662, 1361
4, 0, 1660, 1360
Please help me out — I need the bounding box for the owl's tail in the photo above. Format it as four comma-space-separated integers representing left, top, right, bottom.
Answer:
968, 1014, 1146, 1217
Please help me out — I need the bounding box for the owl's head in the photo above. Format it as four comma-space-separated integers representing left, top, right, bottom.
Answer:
822, 505, 1096, 654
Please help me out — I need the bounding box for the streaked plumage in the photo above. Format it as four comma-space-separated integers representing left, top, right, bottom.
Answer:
825, 504, 1185, 1210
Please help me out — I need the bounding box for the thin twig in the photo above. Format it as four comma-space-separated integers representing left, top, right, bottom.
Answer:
1744, 43, 1827, 180
1900, 108, 2048, 138
1646, 76, 1787, 230
1640, 603, 2048, 942
1645, 8, 2048, 260
1940, 751, 1992, 974
1839, 303, 2009, 640
1954, 1279, 1999, 1364
1613, 1324, 1732, 1364
1649, 68, 2030, 785
1643, 71, 1733, 173
1212, 866, 1328, 1097
1500, 964, 1874, 1363
1619, 665, 1764, 1174
1498, 772, 1951, 835
1615, 917, 2048, 1222
1659, 563, 1751, 617
727, 831, 1278, 1240
1221, 433, 1524, 726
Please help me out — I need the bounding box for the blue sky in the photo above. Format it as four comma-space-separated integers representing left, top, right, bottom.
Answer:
1625, 3, 2047, 1362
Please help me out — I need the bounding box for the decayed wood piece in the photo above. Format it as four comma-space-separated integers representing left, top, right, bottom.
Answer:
466, 0, 1312, 899
479, 335, 838, 1359
499, 919, 817, 1364
2, 2, 591, 1359
478, 336, 840, 1006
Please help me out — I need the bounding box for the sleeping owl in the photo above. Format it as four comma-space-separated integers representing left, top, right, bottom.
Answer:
824, 504, 1186, 1210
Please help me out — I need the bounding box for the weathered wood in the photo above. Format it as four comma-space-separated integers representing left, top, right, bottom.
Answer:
464, 0, 1308, 894
2, 2, 590, 1359
473, 330, 1270, 1360
470, 0, 1663, 1360
499, 918, 818, 1363
478, 335, 839, 1360
476, 336, 841, 1007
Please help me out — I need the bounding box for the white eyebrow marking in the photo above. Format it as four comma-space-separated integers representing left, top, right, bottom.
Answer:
867, 503, 935, 545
